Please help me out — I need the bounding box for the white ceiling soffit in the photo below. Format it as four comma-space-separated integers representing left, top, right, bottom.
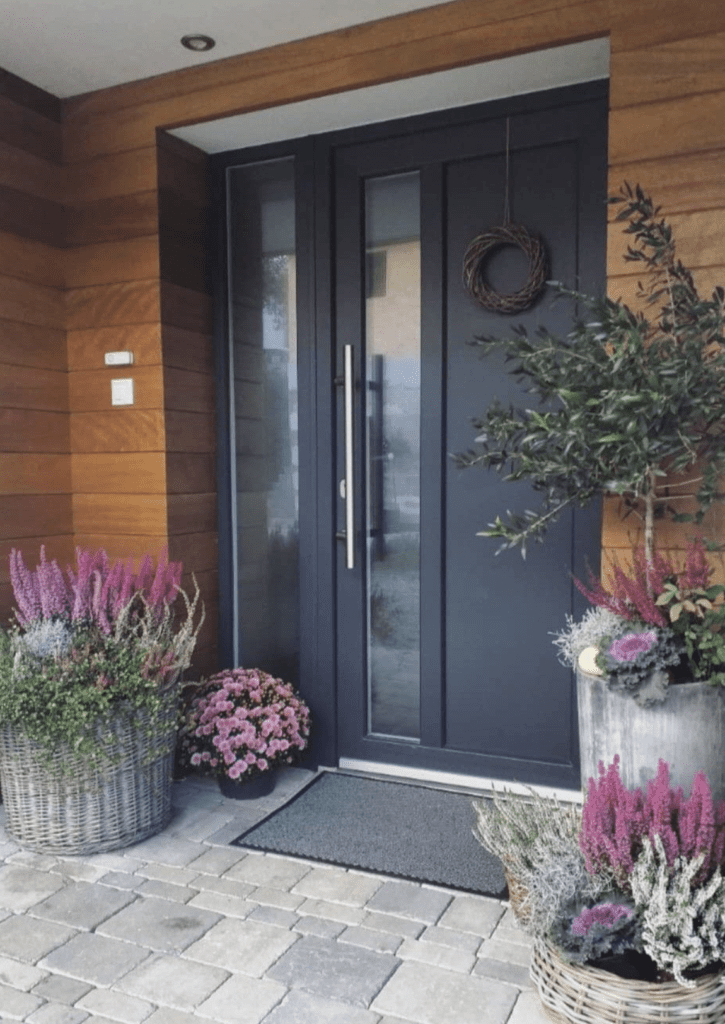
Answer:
172, 38, 610, 154
1, 0, 448, 99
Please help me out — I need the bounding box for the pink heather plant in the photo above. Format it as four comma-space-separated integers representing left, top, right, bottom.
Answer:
181, 668, 312, 781
9, 546, 182, 633
574, 549, 669, 627
580, 756, 725, 888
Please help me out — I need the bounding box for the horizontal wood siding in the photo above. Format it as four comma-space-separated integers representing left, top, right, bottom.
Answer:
0, 71, 68, 621
605, 0, 725, 566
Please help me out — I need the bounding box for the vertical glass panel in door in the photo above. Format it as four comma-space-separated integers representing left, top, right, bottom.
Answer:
228, 158, 299, 683
364, 172, 421, 739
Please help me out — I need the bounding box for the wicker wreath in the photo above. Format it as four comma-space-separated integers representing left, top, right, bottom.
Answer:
462, 222, 548, 314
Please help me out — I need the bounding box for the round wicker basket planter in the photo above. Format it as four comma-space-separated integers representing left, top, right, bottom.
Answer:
531, 939, 725, 1024
0, 703, 178, 856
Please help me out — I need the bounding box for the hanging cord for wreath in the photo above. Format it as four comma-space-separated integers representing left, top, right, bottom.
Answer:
462, 117, 548, 314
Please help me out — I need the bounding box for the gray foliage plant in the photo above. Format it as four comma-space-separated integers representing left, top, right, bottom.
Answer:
630, 834, 725, 987
473, 788, 612, 936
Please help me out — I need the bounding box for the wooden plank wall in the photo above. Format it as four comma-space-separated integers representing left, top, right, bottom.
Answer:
603, 0, 725, 573
0, 0, 715, 653
0, 70, 70, 624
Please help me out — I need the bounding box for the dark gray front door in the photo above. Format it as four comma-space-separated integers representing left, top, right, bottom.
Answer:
333, 87, 607, 788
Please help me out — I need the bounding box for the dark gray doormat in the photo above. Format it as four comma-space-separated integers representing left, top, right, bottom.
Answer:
232, 771, 507, 898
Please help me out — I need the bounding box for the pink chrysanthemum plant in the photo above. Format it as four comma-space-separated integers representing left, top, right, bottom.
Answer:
0, 545, 204, 768
180, 668, 311, 782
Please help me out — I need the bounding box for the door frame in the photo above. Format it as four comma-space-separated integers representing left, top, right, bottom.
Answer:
211, 78, 608, 778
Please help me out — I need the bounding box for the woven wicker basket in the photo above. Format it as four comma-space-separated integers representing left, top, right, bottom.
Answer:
0, 702, 177, 855
503, 863, 531, 927
531, 938, 725, 1024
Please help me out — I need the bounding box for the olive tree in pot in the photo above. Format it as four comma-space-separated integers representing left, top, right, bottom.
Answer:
455, 184, 725, 798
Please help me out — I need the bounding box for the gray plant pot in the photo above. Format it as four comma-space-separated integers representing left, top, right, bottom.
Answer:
577, 666, 725, 801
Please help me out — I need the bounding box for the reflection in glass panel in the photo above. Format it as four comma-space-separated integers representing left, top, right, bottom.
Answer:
228, 158, 299, 682
365, 172, 421, 739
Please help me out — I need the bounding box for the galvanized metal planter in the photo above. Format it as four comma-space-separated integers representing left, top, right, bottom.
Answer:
577, 667, 725, 800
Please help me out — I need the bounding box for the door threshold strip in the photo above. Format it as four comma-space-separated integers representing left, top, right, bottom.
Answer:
337, 757, 583, 803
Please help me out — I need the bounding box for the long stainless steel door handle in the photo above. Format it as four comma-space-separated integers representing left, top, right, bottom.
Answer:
344, 344, 355, 569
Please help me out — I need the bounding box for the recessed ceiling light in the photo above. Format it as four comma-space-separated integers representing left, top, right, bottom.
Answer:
181, 34, 216, 52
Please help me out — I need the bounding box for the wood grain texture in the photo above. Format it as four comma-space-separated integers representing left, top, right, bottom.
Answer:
610, 91, 725, 167
0, 408, 69, 453
66, 280, 160, 330
0, 453, 71, 494
0, 364, 68, 413
67, 323, 161, 371
1, 274, 63, 329
0, 92, 62, 162
166, 452, 216, 495
608, 152, 725, 215
71, 533, 169, 563
161, 326, 213, 374
610, 0, 725, 54
168, 531, 219, 573
607, 209, 725, 278
160, 282, 213, 334
71, 452, 166, 494
0, 184, 65, 246
168, 493, 217, 536
0, 320, 66, 371
62, 1, 608, 160
65, 0, 603, 120
72, 492, 167, 535
70, 409, 165, 453
67, 191, 158, 246
65, 237, 159, 289
1, 494, 73, 541
0, 230, 63, 289
65, 147, 157, 204
68, 365, 164, 413
611, 31, 725, 109
163, 368, 215, 415
0, 139, 62, 204
0, 536, 75, 586
165, 410, 216, 454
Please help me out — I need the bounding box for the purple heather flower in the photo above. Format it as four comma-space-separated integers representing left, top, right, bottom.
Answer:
608, 630, 658, 662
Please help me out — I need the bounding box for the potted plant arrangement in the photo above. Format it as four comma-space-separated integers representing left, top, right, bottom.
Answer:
474, 759, 725, 1022
455, 184, 725, 797
0, 545, 203, 854
179, 666, 311, 798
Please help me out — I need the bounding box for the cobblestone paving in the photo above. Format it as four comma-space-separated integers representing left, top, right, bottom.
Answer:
0, 770, 548, 1024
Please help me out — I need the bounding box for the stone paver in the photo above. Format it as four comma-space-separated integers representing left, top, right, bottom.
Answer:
290, 867, 382, 907
115, 952, 229, 1011
0, 866, 65, 912
365, 881, 452, 923
0, 770, 542, 1024
40, 933, 150, 987
31, 882, 137, 931
262, 989, 380, 1023
195, 974, 287, 1024
183, 917, 298, 976
372, 960, 518, 1024
0, 917, 77, 964
96, 898, 221, 953
267, 935, 399, 1007
76, 988, 153, 1023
